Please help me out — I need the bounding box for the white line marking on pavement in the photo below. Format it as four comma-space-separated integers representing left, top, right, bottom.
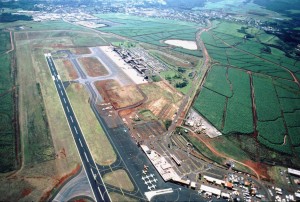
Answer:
74, 126, 78, 134
64, 98, 66, 103
58, 84, 61, 89
52, 76, 55, 80
98, 187, 105, 200
67, 106, 70, 112
79, 138, 83, 147
70, 116, 74, 123
60, 90, 63, 95
85, 152, 90, 163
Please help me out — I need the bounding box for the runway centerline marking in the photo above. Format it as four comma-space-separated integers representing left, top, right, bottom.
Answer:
79, 138, 83, 147
70, 116, 74, 123
74, 126, 78, 134
85, 152, 90, 163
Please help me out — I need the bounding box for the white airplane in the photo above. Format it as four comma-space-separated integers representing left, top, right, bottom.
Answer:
142, 176, 145, 181
150, 184, 156, 190
145, 180, 150, 185
148, 186, 153, 190
153, 178, 158, 183
145, 175, 150, 180
150, 174, 154, 178
142, 170, 147, 175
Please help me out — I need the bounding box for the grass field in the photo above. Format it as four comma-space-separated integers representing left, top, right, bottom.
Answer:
109, 192, 138, 202
0, 32, 11, 54
5, 31, 82, 201
0, 51, 15, 173
66, 83, 116, 165
97, 13, 198, 47
103, 169, 134, 192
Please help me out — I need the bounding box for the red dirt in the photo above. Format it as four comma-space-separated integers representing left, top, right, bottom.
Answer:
20, 188, 32, 198
73, 48, 91, 55
185, 127, 263, 180
63, 60, 78, 80
94, 80, 120, 103
242, 160, 271, 181
39, 164, 81, 202
78, 57, 108, 77
72, 199, 88, 202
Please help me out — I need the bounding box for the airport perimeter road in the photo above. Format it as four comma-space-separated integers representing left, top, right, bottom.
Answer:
45, 54, 110, 202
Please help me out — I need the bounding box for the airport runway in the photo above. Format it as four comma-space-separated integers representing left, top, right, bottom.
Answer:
45, 54, 110, 202
50, 48, 206, 201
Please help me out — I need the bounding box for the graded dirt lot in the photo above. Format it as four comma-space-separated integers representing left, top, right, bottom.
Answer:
103, 169, 134, 192
55, 58, 78, 81
78, 57, 109, 77
106, 85, 145, 109
94, 79, 121, 103
72, 47, 91, 55
95, 80, 145, 109
139, 81, 182, 120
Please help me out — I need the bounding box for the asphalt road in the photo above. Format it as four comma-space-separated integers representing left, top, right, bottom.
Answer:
45, 54, 110, 202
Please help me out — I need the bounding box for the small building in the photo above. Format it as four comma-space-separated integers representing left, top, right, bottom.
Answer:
200, 185, 221, 196
288, 168, 300, 177
221, 192, 230, 199
190, 181, 196, 189
225, 182, 233, 189
204, 175, 225, 186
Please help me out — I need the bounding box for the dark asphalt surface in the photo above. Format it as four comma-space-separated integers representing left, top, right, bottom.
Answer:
45, 55, 110, 202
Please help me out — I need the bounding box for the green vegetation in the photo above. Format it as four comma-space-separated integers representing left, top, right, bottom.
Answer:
223, 69, 253, 134
0, 53, 15, 172
150, 75, 161, 82
139, 109, 157, 121
164, 119, 172, 130
257, 118, 286, 145
97, 13, 198, 47
180, 130, 224, 163
253, 75, 282, 121
103, 169, 134, 192
204, 65, 232, 97
288, 127, 300, 147
194, 87, 226, 130
28, 20, 86, 31
194, 20, 300, 157
162, 70, 192, 94
173, 47, 202, 57
0, 32, 11, 54
109, 192, 138, 202
258, 135, 292, 155
0, 13, 32, 22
